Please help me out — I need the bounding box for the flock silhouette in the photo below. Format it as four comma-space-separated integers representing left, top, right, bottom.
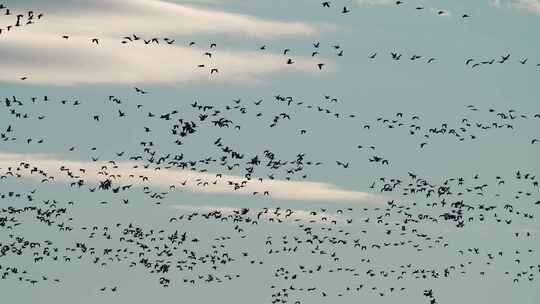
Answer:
0, 2, 539, 304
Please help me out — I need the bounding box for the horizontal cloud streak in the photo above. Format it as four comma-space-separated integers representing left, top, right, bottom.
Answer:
512, 0, 540, 14
0, 152, 383, 203
490, 0, 540, 14
0, 32, 323, 85
13, 0, 318, 38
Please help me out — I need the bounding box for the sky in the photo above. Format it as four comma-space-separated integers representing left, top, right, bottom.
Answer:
0, 0, 539, 303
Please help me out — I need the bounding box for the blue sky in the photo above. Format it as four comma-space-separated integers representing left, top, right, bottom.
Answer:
0, 0, 539, 303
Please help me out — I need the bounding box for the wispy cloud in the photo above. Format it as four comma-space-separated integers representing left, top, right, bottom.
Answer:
0, 32, 323, 85
14, 0, 318, 38
489, 0, 540, 14
512, 0, 540, 14
0, 152, 383, 203
0, 0, 328, 85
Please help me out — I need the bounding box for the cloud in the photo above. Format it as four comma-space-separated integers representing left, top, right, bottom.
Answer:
13, 0, 318, 38
0, 152, 384, 203
512, 0, 540, 14
489, 0, 540, 14
0, 32, 323, 85
0, 0, 328, 85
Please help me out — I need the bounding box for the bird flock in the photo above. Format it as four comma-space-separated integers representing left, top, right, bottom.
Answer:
1, 1, 539, 304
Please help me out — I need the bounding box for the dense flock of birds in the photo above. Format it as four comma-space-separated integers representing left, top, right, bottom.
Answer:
1, 2, 539, 304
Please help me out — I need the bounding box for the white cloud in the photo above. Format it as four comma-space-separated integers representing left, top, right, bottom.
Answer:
14, 0, 318, 38
0, 32, 323, 85
0, 0, 328, 85
512, 0, 540, 14
489, 0, 540, 14
0, 152, 384, 203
